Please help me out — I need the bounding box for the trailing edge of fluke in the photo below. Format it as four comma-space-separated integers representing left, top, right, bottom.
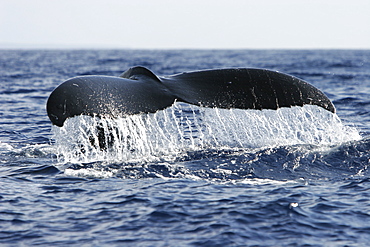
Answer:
46, 66, 335, 127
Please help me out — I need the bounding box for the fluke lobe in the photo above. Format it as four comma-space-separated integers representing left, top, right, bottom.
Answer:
47, 66, 335, 127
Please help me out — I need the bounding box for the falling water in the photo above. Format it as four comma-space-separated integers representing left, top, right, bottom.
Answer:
52, 102, 361, 164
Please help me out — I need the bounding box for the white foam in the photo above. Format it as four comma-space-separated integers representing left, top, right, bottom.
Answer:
51, 102, 361, 164
0, 141, 13, 152
64, 167, 114, 178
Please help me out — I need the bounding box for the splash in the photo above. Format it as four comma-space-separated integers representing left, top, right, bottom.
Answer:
52, 102, 361, 164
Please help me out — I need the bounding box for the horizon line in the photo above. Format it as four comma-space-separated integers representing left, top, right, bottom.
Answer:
1, 45, 369, 51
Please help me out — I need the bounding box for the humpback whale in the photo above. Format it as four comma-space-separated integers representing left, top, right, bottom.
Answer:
47, 66, 335, 127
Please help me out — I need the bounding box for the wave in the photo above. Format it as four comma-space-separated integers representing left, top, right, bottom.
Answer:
60, 137, 370, 181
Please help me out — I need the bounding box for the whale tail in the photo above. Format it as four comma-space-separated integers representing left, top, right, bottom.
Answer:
47, 66, 335, 127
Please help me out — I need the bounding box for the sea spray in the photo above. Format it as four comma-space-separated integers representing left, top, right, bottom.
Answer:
52, 102, 361, 164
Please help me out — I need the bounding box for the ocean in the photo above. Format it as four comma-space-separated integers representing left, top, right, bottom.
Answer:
1, 49, 370, 246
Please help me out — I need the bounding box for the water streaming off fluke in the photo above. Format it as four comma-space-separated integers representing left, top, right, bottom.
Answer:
52, 102, 360, 164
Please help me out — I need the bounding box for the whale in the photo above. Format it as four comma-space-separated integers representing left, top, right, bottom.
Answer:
47, 66, 335, 127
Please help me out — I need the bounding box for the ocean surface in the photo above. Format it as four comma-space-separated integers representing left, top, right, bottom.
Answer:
1, 49, 370, 246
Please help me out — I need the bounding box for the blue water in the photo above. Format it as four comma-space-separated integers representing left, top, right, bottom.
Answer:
1, 49, 370, 246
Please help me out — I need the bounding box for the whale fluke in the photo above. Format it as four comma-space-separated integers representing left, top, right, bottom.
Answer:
47, 66, 335, 127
